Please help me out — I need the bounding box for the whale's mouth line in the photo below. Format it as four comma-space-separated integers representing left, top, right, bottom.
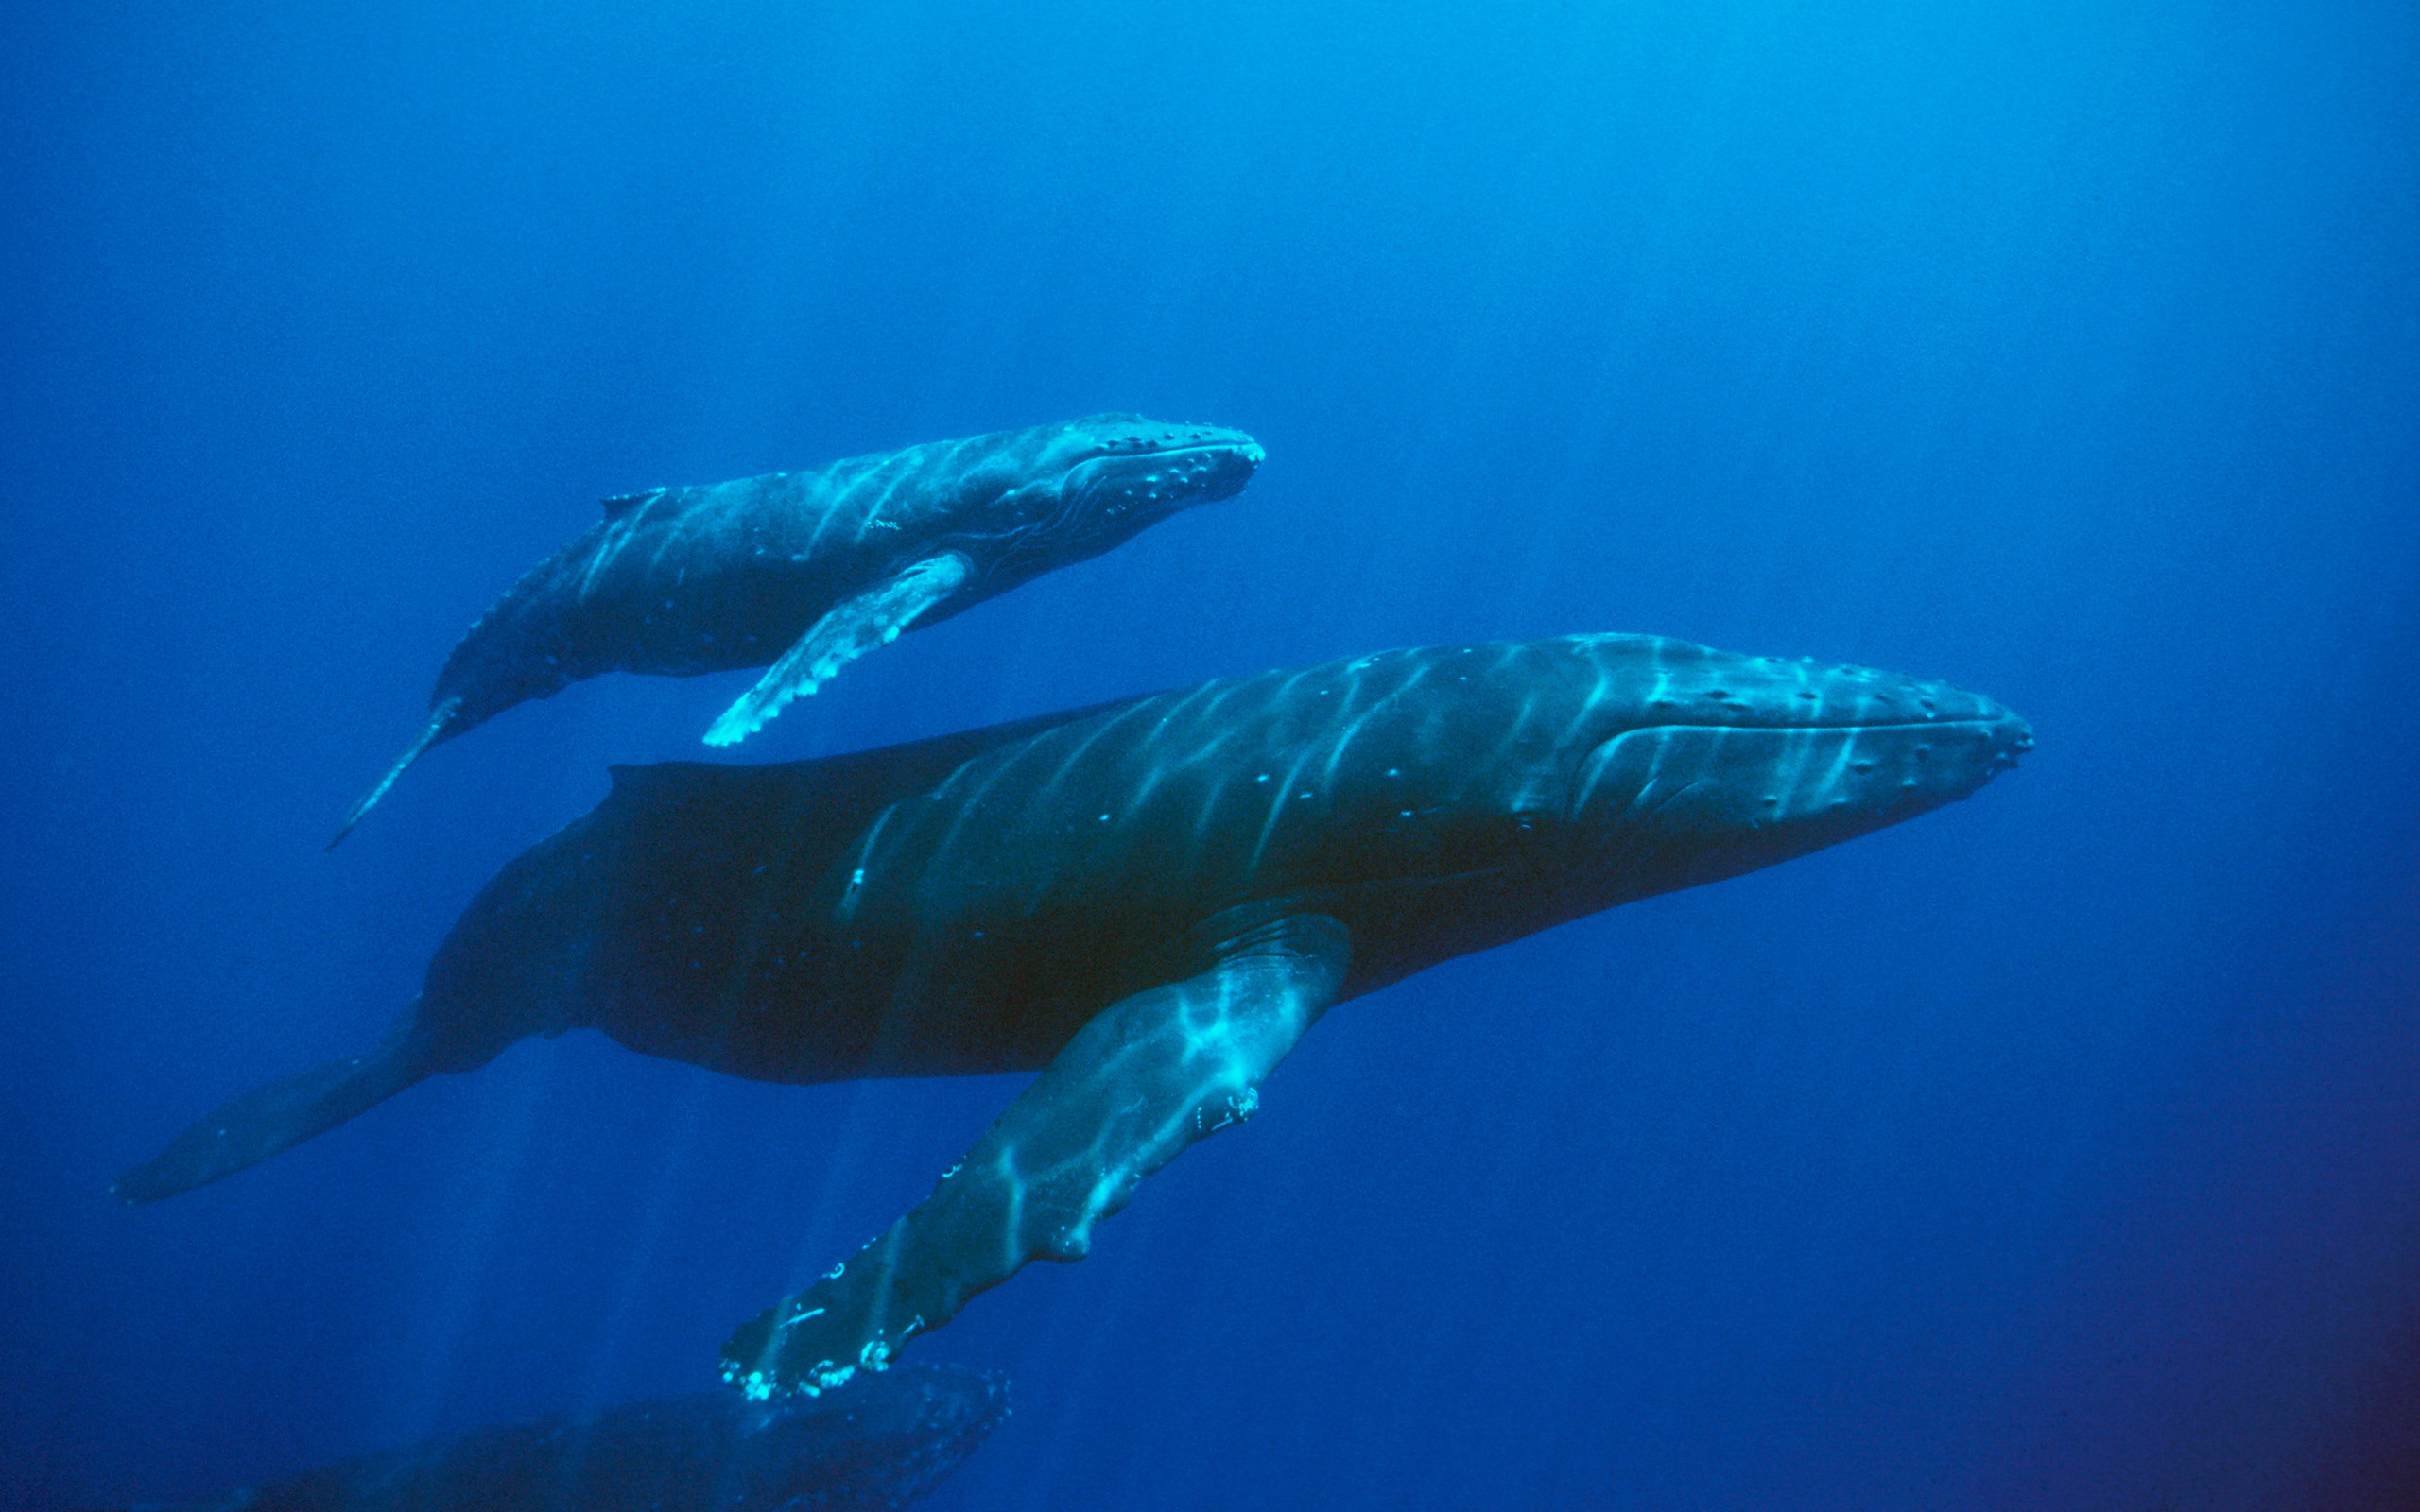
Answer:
1089, 439, 1264, 469
1055, 442, 1263, 516
1572, 716, 2032, 798
1564, 714, 2031, 828
1624, 716, 2030, 741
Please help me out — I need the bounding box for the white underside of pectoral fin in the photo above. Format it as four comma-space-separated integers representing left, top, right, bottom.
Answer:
1001, 910, 1355, 1256
716, 912, 1352, 1397
703, 553, 972, 747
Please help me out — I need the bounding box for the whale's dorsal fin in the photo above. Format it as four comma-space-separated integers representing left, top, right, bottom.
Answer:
597, 687, 1143, 840
601, 488, 665, 519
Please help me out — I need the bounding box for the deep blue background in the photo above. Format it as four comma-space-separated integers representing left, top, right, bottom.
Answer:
5, 2, 2416, 1507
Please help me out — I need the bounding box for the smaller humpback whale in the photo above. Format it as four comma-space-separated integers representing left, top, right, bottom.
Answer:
329, 414, 1263, 845
123, 635, 2030, 1397
78, 1364, 1007, 1511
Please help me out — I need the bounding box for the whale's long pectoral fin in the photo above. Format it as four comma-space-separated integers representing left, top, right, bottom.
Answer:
703, 553, 973, 748
112, 1004, 441, 1204
721, 911, 1351, 1398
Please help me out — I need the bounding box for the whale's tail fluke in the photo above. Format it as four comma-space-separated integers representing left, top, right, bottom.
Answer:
328, 697, 464, 850
112, 1005, 438, 1204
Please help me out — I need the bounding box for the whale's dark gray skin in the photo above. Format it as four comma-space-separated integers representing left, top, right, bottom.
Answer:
83, 1364, 1006, 1512
329, 414, 1264, 845
122, 635, 2031, 1396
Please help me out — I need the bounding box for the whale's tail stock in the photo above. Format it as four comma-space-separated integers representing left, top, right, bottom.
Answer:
327, 697, 464, 850
112, 1005, 441, 1204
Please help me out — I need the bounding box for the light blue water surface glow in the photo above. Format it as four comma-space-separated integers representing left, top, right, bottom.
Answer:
4, 2, 2415, 1507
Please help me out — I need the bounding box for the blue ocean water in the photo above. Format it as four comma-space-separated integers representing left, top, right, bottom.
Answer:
4, 1, 2415, 1506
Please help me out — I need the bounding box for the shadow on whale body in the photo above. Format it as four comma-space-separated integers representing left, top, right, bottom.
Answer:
78, 1363, 1007, 1512
330, 413, 1264, 845
122, 634, 2031, 1396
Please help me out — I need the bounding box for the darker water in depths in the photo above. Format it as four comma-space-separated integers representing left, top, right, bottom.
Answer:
4, 3, 2417, 1508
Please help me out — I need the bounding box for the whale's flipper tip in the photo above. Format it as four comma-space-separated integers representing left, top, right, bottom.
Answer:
703, 555, 972, 748
328, 699, 464, 849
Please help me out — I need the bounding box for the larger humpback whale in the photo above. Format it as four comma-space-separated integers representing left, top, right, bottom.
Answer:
91, 1364, 1007, 1512
121, 635, 2030, 1396
330, 413, 1263, 844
